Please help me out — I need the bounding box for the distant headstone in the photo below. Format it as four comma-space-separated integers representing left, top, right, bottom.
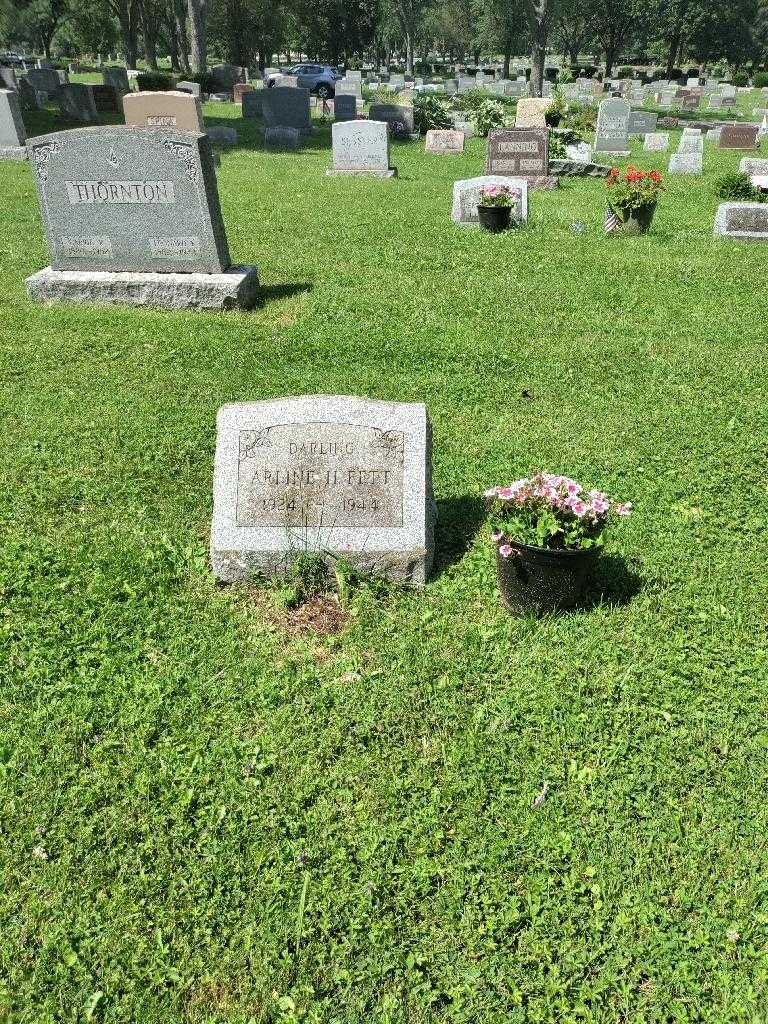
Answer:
333, 94, 357, 121
59, 83, 99, 123
739, 157, 768, 175
242, 90, 264, 119
335, 79, 363, 103
643, 132, 669, 151
389, 73, 406, 89
233, 83, 254, 104
18, 76, 42, 110
264, 126, 300, 148
103, 66, 129, 95
713, 202, 768, 241
424, 128, 464, 154
123, 90, 204, 131
514, 97, 551, 127
368, 103, 415, 139
211, 64, 243, 91
707, 94, 723, 110
262, 86, 311, 134
677, 134, 703, 153
328, 119, 395, 177
719, 124, 759, 149
485, 127, 556, 188
0, 67, 17, 90
25, 126, 258, 310
627, 110, 657, 135
91, 84, 121, 113
668, 151, 702, 174
594, 97, 630, 155
210, 395, 436, 585
705, 127, 722, 145
207, 125, 237, 146
451, 175, 528, 226
176, 81, 201, 98
26, 67, 61, 98
0, 89, 26, 159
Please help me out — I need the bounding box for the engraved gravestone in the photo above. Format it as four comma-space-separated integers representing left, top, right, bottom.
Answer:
485, 128, 550, 181
627, 110, 657, 135
594, 97, 630, 155
27, 67, 62, 98
368, 103, 416, 139
333, 94, 357, 121
328, 120, 395, 176
719, 124, 759, 150
262, 86, 311, 134
211, 64, 243, 91
451, 175, 528, 226
25, 126, 258, 309
425, 128, 464, 153
177, 80, 201, 98
233, 83, 254, 103
91, 85, 120, 113
211, 396, 436, 584
714, 202, 768, 241
0, 89, 26, 159
123, 90, 204, 131
18, 76, 42, 111
643, 132, 669, 151
668, 151, 702, 174
59, 83, 99, 123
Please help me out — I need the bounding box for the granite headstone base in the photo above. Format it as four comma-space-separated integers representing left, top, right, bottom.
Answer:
524, 175, 560, 190
25, 265, 259, 310
326, 167, 397, 178
713, 202, 768, 242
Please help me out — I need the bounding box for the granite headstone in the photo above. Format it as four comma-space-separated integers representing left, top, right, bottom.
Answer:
328, 119, 395, 177
0, 89, 26, 159
594, 97, 630, 155
262, 86, 311, 134
123, 90, 204, 131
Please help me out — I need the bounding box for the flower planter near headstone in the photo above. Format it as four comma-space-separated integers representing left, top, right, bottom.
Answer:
368, 103, 417, 140
327, 120, 396, 177
713, 202, 768, 241
25, 126, 258, 310
718, 124, 759, 150
485, 127, 558, 190
424, 129, 465, 154
668, 151, 702, 174
514, 97, 552, 127
0, 89, 27, 160
262, 86, 312, 135
210, 395, 436, 585
643, 132, 670, 151
123, 90, 204, 131
451, 176, 528, 226
59, 83, 99, 123
593, 97, 631, 156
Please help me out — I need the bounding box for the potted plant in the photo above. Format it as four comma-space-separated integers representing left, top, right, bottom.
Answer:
477, 185, 514, 232
605, 165, 664, 234
485, 473, 632, 616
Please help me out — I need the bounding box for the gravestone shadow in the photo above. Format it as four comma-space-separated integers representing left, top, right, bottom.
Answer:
256, 282, 313, 306
432, 494, 486, 577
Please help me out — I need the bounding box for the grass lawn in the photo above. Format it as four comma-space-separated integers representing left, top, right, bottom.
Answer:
1, 96, 768, 1023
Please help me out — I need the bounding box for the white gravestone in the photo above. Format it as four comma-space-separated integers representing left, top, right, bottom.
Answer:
644, 133, 669, 151
451, 175, 528, 227
328, 120, 395, 177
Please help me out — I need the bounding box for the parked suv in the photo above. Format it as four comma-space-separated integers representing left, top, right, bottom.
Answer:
265, 64, 340, 98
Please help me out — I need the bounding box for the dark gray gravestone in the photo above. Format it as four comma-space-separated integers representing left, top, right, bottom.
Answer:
262, 86, 311, 134
26, 67, 62, 98
241, 90, 264, 118
333, 94, 357, 121
18, 77, 42, 110
102, 66, 129, 94
91, 84, 120, 113
25, 127, 258, 310
714, 202, 768, 240
59, 83, 99, 123
719, 124, 759, 150
0, 67, 17, 90
211, 395, 436, 585
211, 64, 243, 91
0, 88, 26, 159
485, 127, 548, 176
368, 103, 416, 139
627, 110, 658, 135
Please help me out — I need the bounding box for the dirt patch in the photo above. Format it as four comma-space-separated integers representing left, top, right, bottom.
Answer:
243, 587, 350, 637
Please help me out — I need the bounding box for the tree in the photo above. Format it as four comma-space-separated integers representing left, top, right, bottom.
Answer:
187, 0, 207, 72
584, 0, 644, 76
107, 0, 140, 66
553, 0, 593, 66
523, 0, 555, 96
381, 0, 435, 73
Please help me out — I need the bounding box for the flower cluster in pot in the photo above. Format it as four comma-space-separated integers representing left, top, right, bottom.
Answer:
605, 165, 664, 213
478, 184, 513, 208
485, 472, 632, 554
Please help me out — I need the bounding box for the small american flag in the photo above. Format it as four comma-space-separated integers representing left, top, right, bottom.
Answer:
604, 206, 620, 234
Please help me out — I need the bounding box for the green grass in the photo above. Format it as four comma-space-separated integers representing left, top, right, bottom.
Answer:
1, 99, 768, 1024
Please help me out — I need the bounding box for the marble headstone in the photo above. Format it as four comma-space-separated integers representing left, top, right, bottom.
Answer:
210, 395, 436, 585
627, 110, 658, 135
594, 97, 630, 155
328, 119, 395, 177
713, 202, 768, 241
368, 103, 415, 139
668, 152, 703, 174
644, 132, 669, 151
424, 129, 465, 154
0, 89, 27, 159
451, 175, 528, 226
177, 81, 202, 98
264, 126, 300, 148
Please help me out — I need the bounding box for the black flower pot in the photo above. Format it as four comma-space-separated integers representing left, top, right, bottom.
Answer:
496, 540, 600, 616
478, 205, 512, 232
612, 201, 657, 235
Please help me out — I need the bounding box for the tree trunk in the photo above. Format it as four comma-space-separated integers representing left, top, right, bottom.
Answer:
503, 45, 511, 79
187, 0, 207, 73
140, 1, 158, 69
173, 0, 189, 72
665, 28, 680, 79
529, 18, 547, 96
604, 46, 615, 77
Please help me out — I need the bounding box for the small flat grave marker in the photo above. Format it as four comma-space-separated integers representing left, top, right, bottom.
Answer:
210, 395, 436, 585
424, 129, 464, 154
451, 175, 528, 226
714, 202, 768, 241
643, 132, 669, 151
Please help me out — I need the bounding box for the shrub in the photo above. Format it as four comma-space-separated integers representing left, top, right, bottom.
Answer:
473, 98, 506, 137
136, 72, 173, 91
184, 71, 217, 94
754, 72, 768, 88
714, 171, 762, 201
617, 66, 634, 78
561, 103, 598, 133
733, 71, 749, 87
413, 93, 452, 133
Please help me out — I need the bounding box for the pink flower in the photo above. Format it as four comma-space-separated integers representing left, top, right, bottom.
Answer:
615, 502, 633, 516
483, 487, 498, 498
497, 486, 514, 500
499, 543, 514, 558
589, 491, 610, 514
570, 500, 588, 517
491, 529, 504, 542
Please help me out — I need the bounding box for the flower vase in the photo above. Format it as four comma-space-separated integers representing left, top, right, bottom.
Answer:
496, 540, 600, 616
478, 206, 512, 232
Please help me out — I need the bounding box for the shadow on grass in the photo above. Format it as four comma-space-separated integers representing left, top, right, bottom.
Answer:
432, 494, 486, 577
581, 552, 643, 609
256, 281, 313, 306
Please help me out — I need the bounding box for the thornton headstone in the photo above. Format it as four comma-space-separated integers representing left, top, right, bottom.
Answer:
451, 175, 528, 226
25, 126, 258, 310
123, 90, 204, 131
328, 119, 395, 177
0, 88, 26, 159
210, 395, 436, 585
594, 97, 630, 155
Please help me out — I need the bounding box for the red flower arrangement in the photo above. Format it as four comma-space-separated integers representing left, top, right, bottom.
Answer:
605, 165, 664, 212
